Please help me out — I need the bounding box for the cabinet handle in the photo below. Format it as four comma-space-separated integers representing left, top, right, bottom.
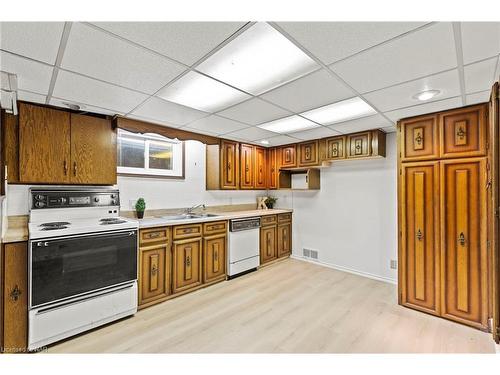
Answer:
227, 161, 231, 171
63, 160, 68, 175
214, 250, 218, 262
458, 232, 466, 246
456, 127, 466, 139
151, 265, 158, 276
9, 285, 22, 302
186, 255, 191, 267
148, 232, 161, 239
245, 165, 249, 172
73, 162, 77, 176
416, 229, 423, 241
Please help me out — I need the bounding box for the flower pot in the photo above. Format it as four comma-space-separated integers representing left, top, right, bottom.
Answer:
265, 202, 274, 209
136, 211, 144, 219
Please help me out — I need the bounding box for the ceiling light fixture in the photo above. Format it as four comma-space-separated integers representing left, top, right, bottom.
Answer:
258, 115, 320, 134
260, 140, 270, 145
301, 97, 377, 125
157, 71, 250, 113
412, 89, 441, 101
196, 22, 318, 95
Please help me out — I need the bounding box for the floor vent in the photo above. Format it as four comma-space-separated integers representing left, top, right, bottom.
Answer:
303, 248, 319, 260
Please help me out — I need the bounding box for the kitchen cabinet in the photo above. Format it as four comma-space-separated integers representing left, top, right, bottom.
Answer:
15, 102, 116, 185
298, 140, 319, 167
260, 224, 277, 265
172, 237, 203, 294
280, 144, 297, 168
203, 234, 226, 284
347, 131, 371, 158
267, 147, 278, 189
1, 242, 28, 353
221, 140, 239, 189
325, 136, 346, 160
277, 214, 292, 258
278, 168, 320, 190
240, 144, 255, 189
400, 115, 439, 161
254, 146, 267, 189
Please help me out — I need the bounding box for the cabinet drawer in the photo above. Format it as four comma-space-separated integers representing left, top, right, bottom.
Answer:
173, 223, 203, 239
278, 212, 292, 223
140, 227, 170, 245
261, 214, 277, 226
203, 221, 227, 235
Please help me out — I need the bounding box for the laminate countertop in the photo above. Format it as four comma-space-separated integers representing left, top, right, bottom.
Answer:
2, 215, 29, 244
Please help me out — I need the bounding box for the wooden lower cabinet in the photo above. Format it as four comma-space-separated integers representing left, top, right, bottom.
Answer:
203, 234, 226, 284
260, 225, 277, 265
1, 242, 28, 353
277, 222, 292, 258
172, 237, 203, 294
139, 244, 171, 306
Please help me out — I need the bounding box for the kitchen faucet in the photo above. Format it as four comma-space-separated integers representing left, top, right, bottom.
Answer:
184, 204, 206, 214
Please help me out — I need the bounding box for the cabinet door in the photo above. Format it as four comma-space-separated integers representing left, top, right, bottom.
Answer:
277, 223, 292, 258
2, 242, 28, 353
19, 103, 71, 183
203, 234, 226, 284
325, 136, 346, 160
280, 145, 297, 168
400, 162, 440, 315
440, 158, 488, 329
173, 237, 202, 293
254, 146, 267, 189
70, 114, 117, 185
347, 132, 371, 158
260, 226, 277, 265
139, 244, 170, 306
220, 140, 239, 189
298, 140, 319, 166
439, 105, 487, 159
267, 148, 278, 189
400, 115, 439, 161
240, 144, 255, 189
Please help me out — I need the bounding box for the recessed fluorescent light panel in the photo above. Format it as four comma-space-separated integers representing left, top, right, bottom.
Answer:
157, 71, 250, 113
413, 89, 441, 101
302, 97, 377, 125
196, 22, 319, 95
258, 115, 320, 134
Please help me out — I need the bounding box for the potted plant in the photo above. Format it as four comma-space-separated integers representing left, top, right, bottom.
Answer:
265, 196, 278, 209
135, 198, 146, 219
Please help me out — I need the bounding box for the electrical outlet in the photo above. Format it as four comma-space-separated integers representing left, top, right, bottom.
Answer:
390, 260, 398, 269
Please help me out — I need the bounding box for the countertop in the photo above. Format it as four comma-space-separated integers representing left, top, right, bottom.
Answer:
2, 215, 29, 244
138, 208, 293, 229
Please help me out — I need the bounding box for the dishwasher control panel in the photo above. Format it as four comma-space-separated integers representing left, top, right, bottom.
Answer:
230, 217, 261, 232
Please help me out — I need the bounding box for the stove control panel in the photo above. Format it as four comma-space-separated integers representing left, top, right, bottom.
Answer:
31, 189, 120, 209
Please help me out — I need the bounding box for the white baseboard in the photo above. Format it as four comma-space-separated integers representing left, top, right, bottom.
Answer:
290, 255, 397, 285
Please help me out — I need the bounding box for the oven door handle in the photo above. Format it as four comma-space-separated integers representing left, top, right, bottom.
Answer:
32, 230, 137, 247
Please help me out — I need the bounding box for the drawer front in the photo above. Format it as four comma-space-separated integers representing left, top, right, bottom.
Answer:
347, 132, 372, 158
140, 227, 170, 245
261, 214, 277, 226
400, 115, 439, 161
278, 212, 292, 223
326, 136, 346, 160
203, 221, 227, 235
173, 223, 203, 240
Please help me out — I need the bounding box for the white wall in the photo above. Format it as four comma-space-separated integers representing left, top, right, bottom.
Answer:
274, 132, 398, 283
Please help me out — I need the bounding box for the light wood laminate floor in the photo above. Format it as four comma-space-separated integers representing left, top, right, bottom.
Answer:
48, 258, 496, 353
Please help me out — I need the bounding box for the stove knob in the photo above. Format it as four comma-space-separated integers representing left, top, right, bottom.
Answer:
110, 194, 116, 199
111, 199, 116, 205
58, 197, 67, 204
94, 197, 100, 203
35, 194, 44, 201
35, 201, 45, 208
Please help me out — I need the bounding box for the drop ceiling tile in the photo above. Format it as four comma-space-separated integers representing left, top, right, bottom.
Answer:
53, 70, 148, 113
464, 57, 498, 94
182, 126, 219, 137
17, 90, 46, 104
260, 69, 353, 113
132, 97, 207, 126
291, 126, 341, 140
466, 90, 491, 105
91, 22, 246, 66
0, 51, 53, 94
61, 23, 186, 95
328, 114, 392, 134
276, 22, 427, 64
364, 69, 461, 112
382, 125, 397, 133
187, 115, 248, 135
383, 96, 463, 122
461, 22, 500, 64
0, 22, 64, 64
50, 97, 122, 116
125, 113, 185, 128
258, 134, 298, 146
330, 23, 457, 93
217, 98, 291, 125
224, 126, 277, 142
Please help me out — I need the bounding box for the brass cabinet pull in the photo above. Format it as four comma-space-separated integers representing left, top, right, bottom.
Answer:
416, 229, 423, 241
186, 255, 191, 267
9, 285, 22, 302
151, 265, 158, 277
458, 232, 466, 246
214, 250, 218, 262
227, 161, 231, 171
245, 165, 249, 172
63, 160, 68, 175
73, 162, 77, 176
456, 127, 466, 139
148, 232, 161, 238
415, 133, 423, 145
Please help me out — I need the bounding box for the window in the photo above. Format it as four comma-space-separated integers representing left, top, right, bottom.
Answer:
117, 129, 184, 178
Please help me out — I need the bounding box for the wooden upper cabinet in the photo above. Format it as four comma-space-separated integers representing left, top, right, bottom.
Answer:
267, 148, 278, 189
19, 102, 71, 183
401, 162, 440, 316
254, 146, 267, 189
220, 140, 239, 189
325, 136, 346, 160
70, 114, 116, 185
439, 104, 487, 159
240, 144, 255, 189
280, 144, 297, 168
400, 115, 439, 161
298, 140, 319, 167
440, 158, 488, 329
347, 131, 371, 158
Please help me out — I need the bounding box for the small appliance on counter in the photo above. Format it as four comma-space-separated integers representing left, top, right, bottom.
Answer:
27, 187, 138, 350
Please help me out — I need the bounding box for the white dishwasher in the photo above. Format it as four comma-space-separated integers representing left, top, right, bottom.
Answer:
228, 217, 261, 277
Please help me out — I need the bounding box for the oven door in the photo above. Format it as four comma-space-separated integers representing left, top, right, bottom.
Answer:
30, 229, 137, 308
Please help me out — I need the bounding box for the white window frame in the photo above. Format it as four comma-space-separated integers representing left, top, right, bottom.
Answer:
117, 129, 185, 178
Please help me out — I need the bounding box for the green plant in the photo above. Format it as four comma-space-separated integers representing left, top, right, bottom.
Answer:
135, 198, 146, 212
265, 196, 278, 208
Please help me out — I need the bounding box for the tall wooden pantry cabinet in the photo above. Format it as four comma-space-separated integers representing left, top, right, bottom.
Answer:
398, 103, 490, 330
